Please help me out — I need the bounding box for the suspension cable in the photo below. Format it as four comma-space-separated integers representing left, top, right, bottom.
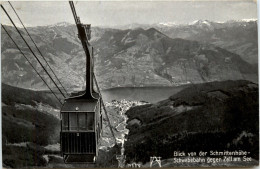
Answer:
2, 24, 63, 105
8, 1, 69, 96
69, 1, 78, 24
1, 4, 66, 98
94, 73, 117, 144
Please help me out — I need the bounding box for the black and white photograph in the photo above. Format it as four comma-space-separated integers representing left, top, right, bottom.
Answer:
0, 0, 259, 168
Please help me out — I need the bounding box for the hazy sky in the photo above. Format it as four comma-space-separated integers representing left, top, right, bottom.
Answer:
1, 1, 257, 27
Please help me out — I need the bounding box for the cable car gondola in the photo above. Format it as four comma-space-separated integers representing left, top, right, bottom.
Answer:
60, 5, 102, 163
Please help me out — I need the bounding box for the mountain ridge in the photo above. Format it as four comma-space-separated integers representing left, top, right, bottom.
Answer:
1, 21, 257, 91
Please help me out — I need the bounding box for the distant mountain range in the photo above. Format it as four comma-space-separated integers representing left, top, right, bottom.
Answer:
116, 20, 258, 64
1, 20, 258, 91
156, 20, 258, 64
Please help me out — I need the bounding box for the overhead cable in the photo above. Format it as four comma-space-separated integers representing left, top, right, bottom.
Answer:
2, 24, 63, 105
8, 1, 69, 96
1, 4, 66, 98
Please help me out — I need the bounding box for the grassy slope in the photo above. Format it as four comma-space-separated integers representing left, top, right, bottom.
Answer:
2, 83, 61, 168
2, 83, 61, 108
125, 80, 259, 164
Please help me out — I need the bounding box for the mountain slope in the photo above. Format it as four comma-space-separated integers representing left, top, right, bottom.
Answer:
156, 20, 258, 64
118, 20, 258, 64
124, 80, 259, 165
2, 83, 61, 167
93, 28, 257, 87
1, 23, 257, 90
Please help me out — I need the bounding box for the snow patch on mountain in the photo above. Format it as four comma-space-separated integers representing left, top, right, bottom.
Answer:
242, 18, 258, 22
48, 22, 72, 28
189, 20, 212, 26
158, 22, 177, 27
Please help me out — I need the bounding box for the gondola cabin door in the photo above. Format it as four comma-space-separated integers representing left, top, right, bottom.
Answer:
61, 98, 102, 163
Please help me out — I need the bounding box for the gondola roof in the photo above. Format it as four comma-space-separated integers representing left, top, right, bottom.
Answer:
61, 93, 100, 112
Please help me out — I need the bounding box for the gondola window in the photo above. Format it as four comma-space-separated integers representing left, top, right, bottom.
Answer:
86, 112, 94, 131
62, 113, 69, 130
69, 113, 77, 130
78, 113, 86, 130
